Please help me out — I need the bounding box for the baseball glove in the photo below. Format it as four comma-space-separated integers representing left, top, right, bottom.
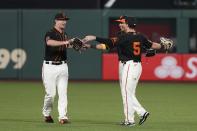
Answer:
160, 37, 174, 50
70, 38, 83, 51
145, 49, 156, 57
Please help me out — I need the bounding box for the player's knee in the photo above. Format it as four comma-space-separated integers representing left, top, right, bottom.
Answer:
46, 93, 56, 99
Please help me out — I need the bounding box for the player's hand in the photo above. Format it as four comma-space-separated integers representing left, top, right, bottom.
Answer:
83, 36, 96, 43
82, 44, 91, 50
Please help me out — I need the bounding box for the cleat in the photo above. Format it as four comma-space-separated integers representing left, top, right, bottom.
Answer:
120, 121, 135, 126
59, 119, 69, 124
44, 116, 54, 123
139, 112, 150, 125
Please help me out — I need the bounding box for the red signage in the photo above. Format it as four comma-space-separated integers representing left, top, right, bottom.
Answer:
109, 24, 170, 41
102, 54, 197, 81
102, 54, 119, 80
182, 55, 197, 81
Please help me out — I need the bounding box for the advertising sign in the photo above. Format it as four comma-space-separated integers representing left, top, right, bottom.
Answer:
102, 54, 197, 81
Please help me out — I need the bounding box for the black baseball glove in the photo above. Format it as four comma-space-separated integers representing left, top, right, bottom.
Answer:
70, 38, 83, 51
145, 49, 156, 57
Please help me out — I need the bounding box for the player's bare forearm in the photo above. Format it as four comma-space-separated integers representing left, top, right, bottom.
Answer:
151, 42, 162, 50
151, 37, 174, 51
46, 39, 72, 47
46, 40, 64, 46
83, 36, 96, 43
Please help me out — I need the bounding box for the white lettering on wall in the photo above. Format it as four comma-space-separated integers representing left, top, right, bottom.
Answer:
186, 57, 197, 78
0, 48, 27, 69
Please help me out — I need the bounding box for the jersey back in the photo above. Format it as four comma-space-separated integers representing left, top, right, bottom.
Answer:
109, 32, 152, 62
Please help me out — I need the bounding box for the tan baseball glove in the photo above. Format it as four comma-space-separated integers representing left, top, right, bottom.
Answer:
160, 37, 174, 51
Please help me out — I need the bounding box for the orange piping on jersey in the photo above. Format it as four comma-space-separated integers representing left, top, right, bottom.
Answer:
58, 46, 63, 61
58, 47, 62, 61
53, 29, 60, 61
54, 47, 61, 61
54, 29, 59, 37
54, 53, 59, 61
64, 33, 69, 48
58, 33, 65, 61
61, 33, 64, 51
58, 43, 62, 61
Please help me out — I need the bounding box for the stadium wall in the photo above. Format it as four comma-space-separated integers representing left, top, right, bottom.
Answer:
0, 9, 197, 80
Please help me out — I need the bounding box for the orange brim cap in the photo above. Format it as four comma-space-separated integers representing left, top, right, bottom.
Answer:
115, 19, 126, 23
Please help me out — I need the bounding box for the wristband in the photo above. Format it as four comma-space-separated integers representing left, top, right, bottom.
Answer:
63, 41, 67, 45
101, 44, 106, 50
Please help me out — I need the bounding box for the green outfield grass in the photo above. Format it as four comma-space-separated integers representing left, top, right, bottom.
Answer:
0, 81, 197, 131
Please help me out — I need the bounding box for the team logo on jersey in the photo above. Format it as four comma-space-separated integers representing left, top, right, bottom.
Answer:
154, 56, 184, 79
111, 37, 118, 45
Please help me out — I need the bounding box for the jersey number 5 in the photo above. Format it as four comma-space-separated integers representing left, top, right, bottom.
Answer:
133, 42, 140, 55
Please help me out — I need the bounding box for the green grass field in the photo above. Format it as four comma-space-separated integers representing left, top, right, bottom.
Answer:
0, 81, 197, 131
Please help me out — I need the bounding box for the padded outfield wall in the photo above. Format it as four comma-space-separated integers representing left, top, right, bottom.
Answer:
0, 9, 197, 80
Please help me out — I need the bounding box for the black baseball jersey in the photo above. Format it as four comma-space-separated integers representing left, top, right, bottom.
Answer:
44, 28, 68, 61
96, 31, 152, 62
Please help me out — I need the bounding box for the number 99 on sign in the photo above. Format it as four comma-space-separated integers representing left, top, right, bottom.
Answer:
0, 48, 27, 69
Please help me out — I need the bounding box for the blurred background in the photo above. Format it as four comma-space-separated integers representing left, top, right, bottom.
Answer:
0, 0, 197, 81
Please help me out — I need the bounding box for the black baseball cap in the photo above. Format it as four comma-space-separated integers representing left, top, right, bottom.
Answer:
54, 13, 70, 20
115, 15, 137, 28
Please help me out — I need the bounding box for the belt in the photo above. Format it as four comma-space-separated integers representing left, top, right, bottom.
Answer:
45, 60, 67, 65
120, 60, 140, 64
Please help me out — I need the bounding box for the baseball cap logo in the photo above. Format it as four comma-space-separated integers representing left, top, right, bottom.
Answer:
55, 13, 70, 20
154, 56, 184, 79
111, 37, 118, 44
62, 13, 66, 18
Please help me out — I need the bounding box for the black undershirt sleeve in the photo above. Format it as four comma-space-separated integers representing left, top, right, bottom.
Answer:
140, 35, 152, 49
96, 37, 113, 44
96, 37, 114, 48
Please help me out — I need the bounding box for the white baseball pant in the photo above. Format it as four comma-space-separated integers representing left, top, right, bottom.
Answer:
42, 61, 68, 120
119, 60, 147, 123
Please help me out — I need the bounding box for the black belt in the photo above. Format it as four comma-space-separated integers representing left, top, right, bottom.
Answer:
133, 60, 140, 63
120, 60, 140, 64
45, 60, 67, 65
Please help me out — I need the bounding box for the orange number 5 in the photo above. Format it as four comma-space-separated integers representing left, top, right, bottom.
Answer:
133, 42, 140, 55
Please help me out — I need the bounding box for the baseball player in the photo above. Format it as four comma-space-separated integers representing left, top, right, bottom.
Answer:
83, 16, 173, 126
42, 13, 76, 124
